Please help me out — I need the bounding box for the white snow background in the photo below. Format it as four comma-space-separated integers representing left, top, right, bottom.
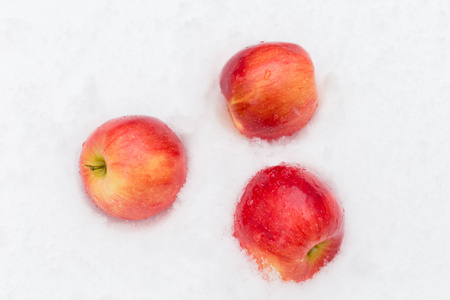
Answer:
1, 0, 449, 299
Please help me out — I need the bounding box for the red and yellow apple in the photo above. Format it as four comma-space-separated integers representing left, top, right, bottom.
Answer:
79, 116, 187, 220
234, 163, 344, 282
220, 42, 318, 140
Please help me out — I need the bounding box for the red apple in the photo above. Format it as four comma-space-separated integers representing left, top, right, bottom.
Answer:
220, 42, 318, 140
79, 116, 187, 220
234, 164, 344, 282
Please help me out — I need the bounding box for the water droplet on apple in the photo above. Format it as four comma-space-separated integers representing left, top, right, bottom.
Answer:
264, 69, 271, 80
253, 233, 263, 242
281, 168, 291, 179
236, 74, 246, 83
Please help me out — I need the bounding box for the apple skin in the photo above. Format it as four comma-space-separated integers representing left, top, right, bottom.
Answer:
79, 116, 187, 220
233, 164, 344, 282
220, 42, 318, 140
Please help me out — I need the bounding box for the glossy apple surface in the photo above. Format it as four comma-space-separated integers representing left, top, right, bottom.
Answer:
220, 42, 318, 140
234, 164, 344, 282
79, 116, 187, 220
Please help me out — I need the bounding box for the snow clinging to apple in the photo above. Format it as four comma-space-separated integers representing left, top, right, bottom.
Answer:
234, 163, 344, 282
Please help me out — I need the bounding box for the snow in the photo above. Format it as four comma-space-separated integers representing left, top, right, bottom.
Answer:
1, 0, 450, 299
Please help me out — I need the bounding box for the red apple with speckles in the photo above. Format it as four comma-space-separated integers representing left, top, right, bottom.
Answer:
220, 42, 318, 140
234, 164, 344, 282
79, 116, 187, 220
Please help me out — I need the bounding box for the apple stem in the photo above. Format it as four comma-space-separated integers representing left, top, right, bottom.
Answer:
85, 164, 104, 171
84, 160, 107, 177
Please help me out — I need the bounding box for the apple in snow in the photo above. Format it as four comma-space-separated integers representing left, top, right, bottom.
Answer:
79, 116, 187, 220
220, 42, 318, 140
234, 164, 344, 282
